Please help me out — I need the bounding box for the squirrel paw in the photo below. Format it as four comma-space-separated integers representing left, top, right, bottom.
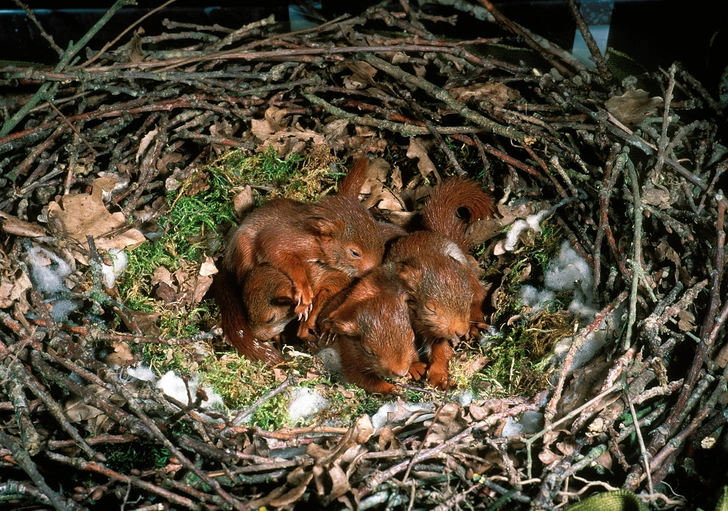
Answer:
428, 368, 451, 391
293, 290, 313, 321
408, 362, 427, 380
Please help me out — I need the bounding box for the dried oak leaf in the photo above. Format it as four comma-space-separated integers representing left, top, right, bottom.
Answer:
605, 89, 664, 126
423, 402, 469, 446
448, 82, 521, 108
642, 185, 672, 209
406, 137, 440, 181
233, 185, 256, 219
103, 340, 136, 368
47, 177, 146, 264
0, 267, 32, 309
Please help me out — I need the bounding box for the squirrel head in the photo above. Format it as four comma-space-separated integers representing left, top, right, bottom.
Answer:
397, 256, 473, 341
308, 196, 384, 277
322, 264, 417, 379
242, 264, 297, 341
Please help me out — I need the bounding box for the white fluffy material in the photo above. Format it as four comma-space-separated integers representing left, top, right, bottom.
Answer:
287, 387, 330, 424
316, 347, 342, 374
504, 209, 551, 252
127, 364, 156, 382
100, 249, 128, 289
155, 370, 223, 410
501, 410, 543, 437
27, 245, 72, 295
50, 299, 80, 322
544, 240, 594, 304
519, 285, 555, 312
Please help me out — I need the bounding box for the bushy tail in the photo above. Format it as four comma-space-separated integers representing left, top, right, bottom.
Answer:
421, 177, 495, 251
337, 156, 370, 199
212, 267, 284, 365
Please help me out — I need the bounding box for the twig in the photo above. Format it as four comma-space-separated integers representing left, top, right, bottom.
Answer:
0, 431, 84, 511
0, 0, 137, 138
563, 0, 612, 81
624, 376, 653, 495
11, 0, 64, 56
623, 158, 643, 350
231, 376, 295, 426
79, 0, 180, 69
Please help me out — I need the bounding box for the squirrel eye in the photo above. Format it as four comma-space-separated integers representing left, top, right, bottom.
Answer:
265, 316, 276, 324
362, 347, 374, 357
349, 248, 362, 258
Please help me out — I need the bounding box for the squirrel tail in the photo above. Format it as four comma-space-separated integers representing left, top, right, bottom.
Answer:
421, 177, 495, 251
212, 267, 284, 365
337, 156, 370, 199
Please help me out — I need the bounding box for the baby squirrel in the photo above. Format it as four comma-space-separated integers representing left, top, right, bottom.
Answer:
387, 177, 494, 389
318, 262, 424, 394
217, 157, 384, 364
211, 267, 285, 365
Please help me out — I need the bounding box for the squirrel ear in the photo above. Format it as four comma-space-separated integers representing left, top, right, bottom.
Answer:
322, 315, 358, 337
323, 302, 361, 336
308, 216, 343, 237
271, 281, 295, 305
396, 261, 421, 288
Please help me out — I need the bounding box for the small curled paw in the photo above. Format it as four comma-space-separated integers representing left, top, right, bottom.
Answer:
408, 362, 427, 380
428, 368, 451, 391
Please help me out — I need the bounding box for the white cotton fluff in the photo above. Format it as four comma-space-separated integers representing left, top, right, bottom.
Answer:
519, 240, 614, 374
504, 209, 551, 252
156, 370, 223, 410
316, 347, 342, 374
501, 410, 544, 437
544, 240, 594, 306
100, 249, 128, 289
287, 387, 330, 424
27, 244, 72, 295
50, 299, 80, 322
519, 285, 555, 312
127, 364, 157, 382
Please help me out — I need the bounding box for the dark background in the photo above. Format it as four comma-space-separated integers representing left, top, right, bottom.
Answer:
1, 0, 727, 94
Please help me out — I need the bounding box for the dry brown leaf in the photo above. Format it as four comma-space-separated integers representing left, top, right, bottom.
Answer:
152, 266, 175, 288
642, 185, 672, 209
605, 89, 663, 126
136, 128, 159, 163
678, 309, 697, 332
307, 414, 374, 466
0, 211, 46, 238
406, 137, 439, 180
232, 185, 256, 219
424, 402, 469, 446
538, 448, 561, 466
448, 82, 520, 108
199, 257, 218, 278
103, 340, 135, 368
468, 399, 511, 421
47, 178, 146, 264
0, 268, 32, 309
268, 480, 310, 507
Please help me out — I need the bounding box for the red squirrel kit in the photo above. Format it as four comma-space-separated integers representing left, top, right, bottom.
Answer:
214, 157, 495, 394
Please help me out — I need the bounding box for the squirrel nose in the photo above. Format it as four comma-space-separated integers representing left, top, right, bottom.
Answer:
451, 321, 469, 339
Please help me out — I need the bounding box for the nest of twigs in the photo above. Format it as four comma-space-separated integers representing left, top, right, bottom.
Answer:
1, 1, 727, 510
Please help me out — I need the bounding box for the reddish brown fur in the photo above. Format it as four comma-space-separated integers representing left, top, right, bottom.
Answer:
242, 264, 297, 341
387, 178, 494, 389
421, 176, 495, 252
297, 262, 352, 349
319, 263, 422, 394
212, 267, 285, 365
218, 158, 384, 363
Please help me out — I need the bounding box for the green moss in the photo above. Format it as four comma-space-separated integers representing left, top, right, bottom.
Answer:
101, 444, 171, 474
